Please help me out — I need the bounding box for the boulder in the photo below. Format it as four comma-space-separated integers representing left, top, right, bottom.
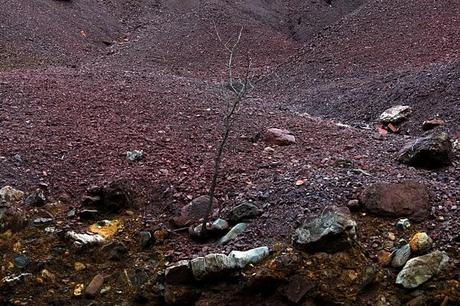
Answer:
398, 132, 453, 168
218, 223, 248, 245
264, 128, 296, 146
360, 181, 430, 222
228, 203, 262, 223
396, 251, 449, 289
379, 105, 412, 124
292, 206, 357, 253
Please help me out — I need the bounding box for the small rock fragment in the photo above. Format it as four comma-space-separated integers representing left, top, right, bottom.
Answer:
73, 283, 85, 296
13, 255, 30, 269
422, 119, 445, 131
396, 218, 411, 231
218, 223, 248, 245
137, 231, 153, 249
74, 262, 86, 272
126, 150, 144, 161
85, 274, 105, 298
376, 250, 392, 267
66, 231, 106, 247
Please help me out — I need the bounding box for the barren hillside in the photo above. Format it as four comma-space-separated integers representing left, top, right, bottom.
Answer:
0, 1, 459, 305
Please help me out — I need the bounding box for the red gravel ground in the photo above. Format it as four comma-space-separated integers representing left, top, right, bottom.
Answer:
0, 0, 459, 305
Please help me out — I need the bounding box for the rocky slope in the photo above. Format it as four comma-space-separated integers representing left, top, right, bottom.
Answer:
0, 0, 459, 305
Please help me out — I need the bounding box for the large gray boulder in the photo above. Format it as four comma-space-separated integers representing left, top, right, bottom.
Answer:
396, 250, 449, 289
398, 132, 453, 168
292, 207, 357, 253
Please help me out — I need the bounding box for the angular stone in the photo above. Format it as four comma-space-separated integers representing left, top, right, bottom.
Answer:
173, 195, 217, 227
292, 206, 357, 253
190, 254, 236, 280
391, 244, 411, 268
85, 274, 104, 298
396, 251, 449, 289
165, 260, 194, 284
360, 181, 430, 222
66, 231, 106, 247
422, 119, 445, 131
398, 132, 453, 168
228, 203, 262, 223
379, 105, 412, 124
218, 223, 248, 245
126, 150, 144, 161
25, 189, 46, 207
278, 274, 314, 303
264, 128, 296, 146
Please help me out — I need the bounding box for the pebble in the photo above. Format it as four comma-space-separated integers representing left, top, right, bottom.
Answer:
85, 274, 105, 298
74, 262, 86, 272
409, 232, 433, 254
396, 218, 411, 231
13, 255, 29, 269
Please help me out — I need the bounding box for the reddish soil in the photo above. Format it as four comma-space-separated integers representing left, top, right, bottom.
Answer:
0, 0, 459, 305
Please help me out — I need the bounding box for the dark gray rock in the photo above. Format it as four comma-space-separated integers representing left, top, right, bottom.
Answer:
165, 260, 194, 284
13, 255, 29, 269
228, 203, 262, 223
398, 132, 453, 168
292, 206, 357, 253
391, 244, 411, 268
25, 189, 47, 207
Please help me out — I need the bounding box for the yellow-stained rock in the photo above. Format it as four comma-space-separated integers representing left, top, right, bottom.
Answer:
88, 220, 122, 239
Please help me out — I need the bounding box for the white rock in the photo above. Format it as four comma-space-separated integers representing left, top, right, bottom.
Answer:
190, 254, 236, 280
379, 105, 413, 124
66, 231, 106, 247
228, 246, 269, 269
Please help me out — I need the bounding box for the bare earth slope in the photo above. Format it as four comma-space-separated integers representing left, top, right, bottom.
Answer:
0, 0, 459, 305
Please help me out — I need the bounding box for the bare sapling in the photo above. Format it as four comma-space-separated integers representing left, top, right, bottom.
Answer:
200, 25, 254, 236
